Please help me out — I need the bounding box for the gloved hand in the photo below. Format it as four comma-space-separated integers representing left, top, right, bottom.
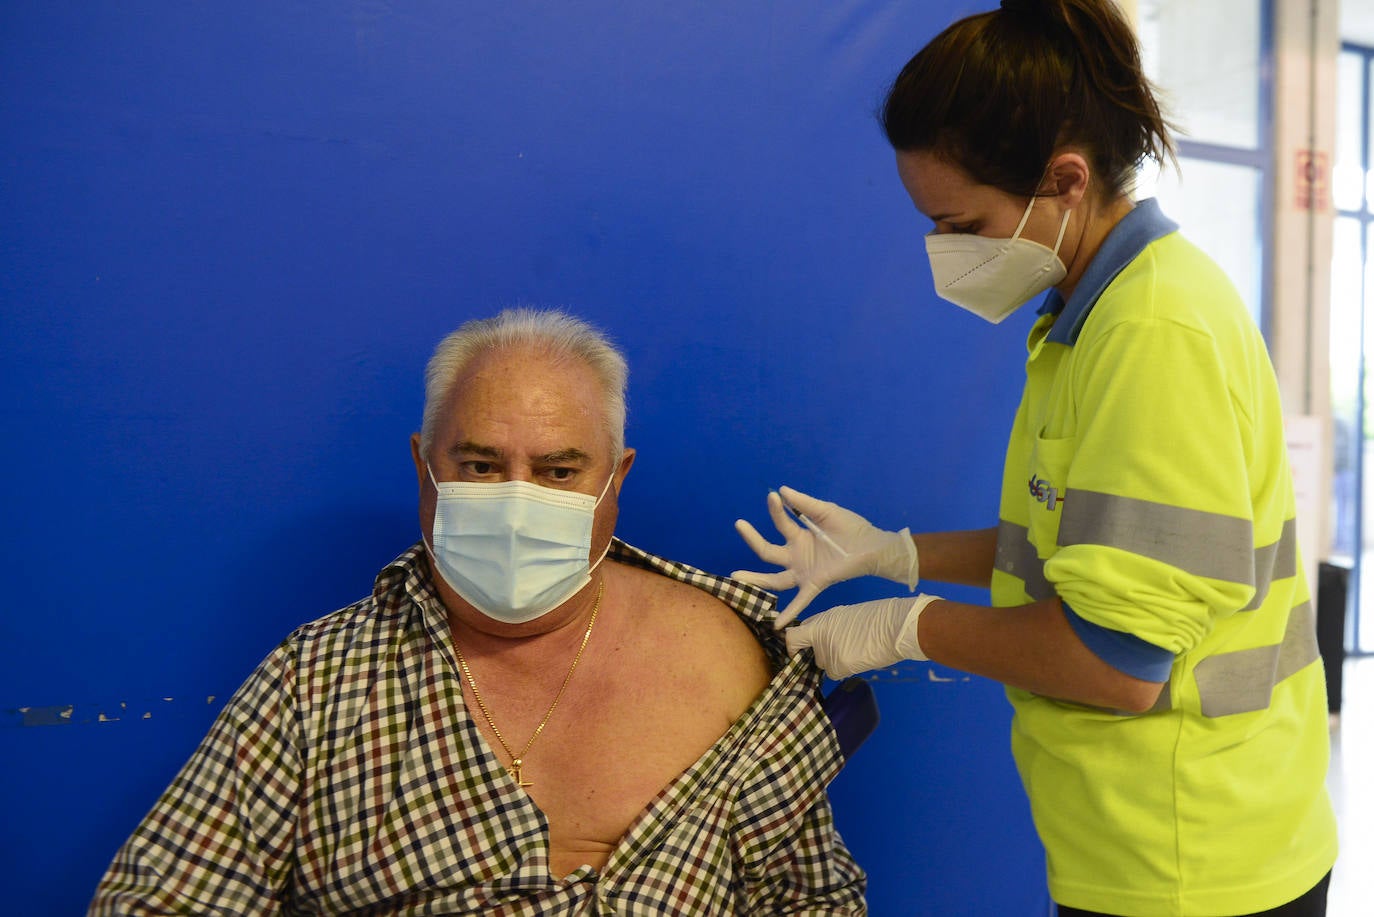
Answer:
784, 594, 940, 680
733, 485, 919, 627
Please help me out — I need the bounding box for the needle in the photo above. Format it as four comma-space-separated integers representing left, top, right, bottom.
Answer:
781, 497, 848, 556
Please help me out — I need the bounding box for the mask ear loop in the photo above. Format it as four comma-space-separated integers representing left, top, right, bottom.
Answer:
421, 462, 442, 560
587, 466, 620, 573
1014, 151, 1073, 246
1010, 194, 1040, 241
1049, 208, 1071, 258
1011, 193, 1073, 261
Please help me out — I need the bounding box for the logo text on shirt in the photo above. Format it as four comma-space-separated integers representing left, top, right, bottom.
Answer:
1029, 475, 1062, 511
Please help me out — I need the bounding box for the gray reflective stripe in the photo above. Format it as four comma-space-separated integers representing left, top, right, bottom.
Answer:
1058, 490, 1255, 586
1003, 501, 1297, 609
997, 501, 1309, 718
994, 521, 1054, 600
1193, 599, 1319, 717
1243, 518, 1298, 611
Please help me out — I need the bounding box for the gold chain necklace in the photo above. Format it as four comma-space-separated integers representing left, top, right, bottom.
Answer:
452, 580, 603, 788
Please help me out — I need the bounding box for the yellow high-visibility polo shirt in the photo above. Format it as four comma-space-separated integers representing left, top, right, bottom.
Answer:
993, 199, 1337, 916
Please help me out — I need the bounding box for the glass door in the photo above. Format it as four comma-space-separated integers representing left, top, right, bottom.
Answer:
1136, 0, 1269, 327
1330, 45, 1373, 654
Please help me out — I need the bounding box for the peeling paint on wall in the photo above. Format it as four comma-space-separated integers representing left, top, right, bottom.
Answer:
6, 695, 226, 727
855, 664, 974, 685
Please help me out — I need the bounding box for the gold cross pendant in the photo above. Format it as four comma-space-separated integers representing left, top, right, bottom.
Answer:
509, 758, 533, 788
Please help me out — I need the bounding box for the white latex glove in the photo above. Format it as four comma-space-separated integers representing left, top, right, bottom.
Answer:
733, 485, 919, 627
784, 595, 940, 680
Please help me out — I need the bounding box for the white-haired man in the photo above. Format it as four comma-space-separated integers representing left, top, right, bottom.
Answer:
90, 308, 866, 915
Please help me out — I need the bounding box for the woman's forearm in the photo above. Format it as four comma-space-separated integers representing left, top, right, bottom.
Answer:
913, 527, 998, 588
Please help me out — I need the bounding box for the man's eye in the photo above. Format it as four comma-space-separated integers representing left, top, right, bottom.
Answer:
546, 468, 575, 481
465, 461, 495, 476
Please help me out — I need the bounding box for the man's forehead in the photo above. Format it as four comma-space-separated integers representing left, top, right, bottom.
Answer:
430, 347, 615, 448
466, 348, 599, 398
436, 397, 611, 457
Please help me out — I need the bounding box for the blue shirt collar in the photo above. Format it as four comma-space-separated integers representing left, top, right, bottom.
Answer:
1037, 197, 1178, 345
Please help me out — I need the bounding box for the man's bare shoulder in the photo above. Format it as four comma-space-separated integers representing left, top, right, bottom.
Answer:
608, 561, 773, 708
613, 560, 766, 641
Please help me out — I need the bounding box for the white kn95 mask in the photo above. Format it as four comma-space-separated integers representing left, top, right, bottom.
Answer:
925, 194, 1071, 323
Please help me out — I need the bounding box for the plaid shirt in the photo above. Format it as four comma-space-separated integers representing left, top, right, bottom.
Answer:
90, 540, 866, 915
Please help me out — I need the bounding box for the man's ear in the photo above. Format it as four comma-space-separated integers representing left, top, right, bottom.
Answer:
410, 432, 426, 488
613, 447, 636, 494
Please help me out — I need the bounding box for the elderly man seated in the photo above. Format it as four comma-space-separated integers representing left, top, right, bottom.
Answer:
90, 308, 866, 915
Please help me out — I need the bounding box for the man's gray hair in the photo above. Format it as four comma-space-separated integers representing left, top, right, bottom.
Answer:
419, 308, 629, 459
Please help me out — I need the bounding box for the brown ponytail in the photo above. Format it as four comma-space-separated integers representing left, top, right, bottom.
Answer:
881, 0, 1176, 199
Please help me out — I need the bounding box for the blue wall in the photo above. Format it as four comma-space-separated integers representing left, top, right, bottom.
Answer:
1, 3, 1048, 913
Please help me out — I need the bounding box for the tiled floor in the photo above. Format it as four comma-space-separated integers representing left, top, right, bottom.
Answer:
1327, 655, 1373, 916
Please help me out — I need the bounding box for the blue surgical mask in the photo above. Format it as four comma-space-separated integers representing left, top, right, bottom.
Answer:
424, 466, 614, 624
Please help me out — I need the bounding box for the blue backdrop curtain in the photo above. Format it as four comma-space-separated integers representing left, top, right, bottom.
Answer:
1, 3, 1047, 912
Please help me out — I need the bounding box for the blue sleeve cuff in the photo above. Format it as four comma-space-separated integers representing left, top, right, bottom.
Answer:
1062, 601, 1173, 682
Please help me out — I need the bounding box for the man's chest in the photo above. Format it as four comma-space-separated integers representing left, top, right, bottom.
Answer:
293, 685, 733, 902
472, 656, 743, 868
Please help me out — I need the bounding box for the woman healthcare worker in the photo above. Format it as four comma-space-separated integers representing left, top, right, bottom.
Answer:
732, 1, 1338, 914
